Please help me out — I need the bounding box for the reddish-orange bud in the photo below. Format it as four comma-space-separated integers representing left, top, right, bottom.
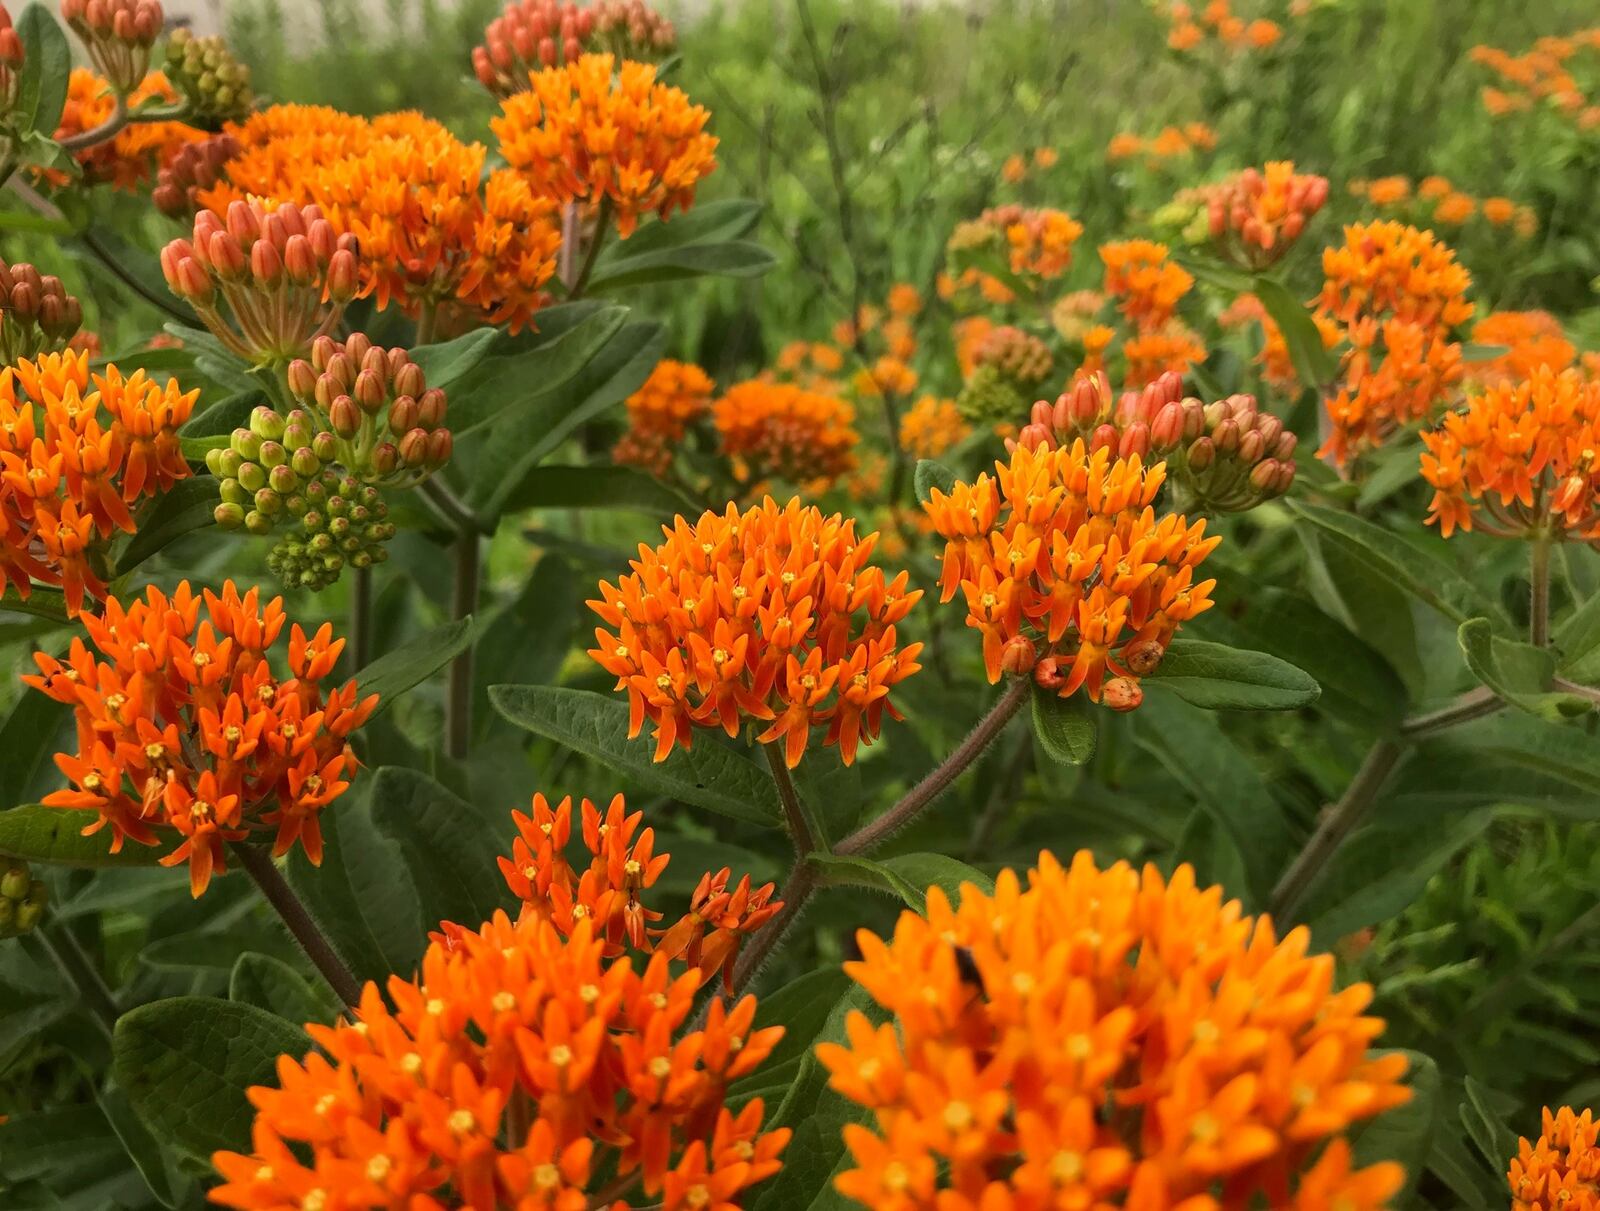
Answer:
1123, 639, 1165, 676
1034, 656, 1065, 691
999, 635, 1037, 676
1102, 676, 1144, 711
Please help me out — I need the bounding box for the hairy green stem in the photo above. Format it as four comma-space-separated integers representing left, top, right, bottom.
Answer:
230, 840, 362, 1008
765, 743, 818, 854
1530, 533, 1552, 647
836, 676, 1031, 857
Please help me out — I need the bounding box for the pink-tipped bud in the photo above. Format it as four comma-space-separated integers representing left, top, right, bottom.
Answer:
208, 231, 247, 280
326, 249, 358, 302
1119, 422, 1150, 460
372, 442, 400, 476
275, 203, 306, 241
260, 212, 288, 251
398, 428, 430, 468
177, 257, 213, 304
329, 395, 362, 439
353, 368, 385, 413
1016, 423, 1051, 453
250, 238, 283, 288
225, 199, 261, 247
283, 234, 316, 286
1090, 422, 1119, 453
1102, 677, 1144, 712
286, 358, 317, 399
1151, 401, 1185, 450
310, 334, 338, 371
307, 219, 336, 264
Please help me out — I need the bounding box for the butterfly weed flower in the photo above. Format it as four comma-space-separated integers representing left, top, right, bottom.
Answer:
211, 909, 789, 1210
60, 0, 162, 94
614, 359, 715, 476
0, 349, 196, 615
493, 52, 718, 239
588, 496, 922, 767
473, 0, 677, 97
956, 326, 1054, 427
24, 581, 376, 896
495, 791, 780, 990
1099, 239, 1194, 332
1421, 365, 1600, 540
194, 103, 373, 212
1315, 220, 1473, 467
50, 68, 207, 191
0, 259, 84, 364
817, 850, 1412, 1211
712, 380, 859, 491
1509, 1105, 1600, 1211
1466, 310, 1577, 388
153, 131, 240, 218
1204, 161, 1329, 269
900, 396, 971, 460
923, 441, 1218, 707
161, 198, 361, 366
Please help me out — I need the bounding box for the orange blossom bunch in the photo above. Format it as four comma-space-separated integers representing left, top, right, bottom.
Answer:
1472, 29, 1600, 131
613, 358, 715, 475
1465, 310, 1577, 387
1100, 240, 1194, 332
984, 204, 1085, 280
588, 496, 922, 767
1106, 122, 1218, 168
900, 395, 971, 460
25, 581, 375, 896
1205, 161, 1329, 267
1219, 293, 1299, 392
712, 379, 859, 490
473, 0, 677, 97
1420, 366, 1600, 540
212, 909, 788, 1211
195, 104, 373, 211
1164, 0, 1284, 55
1315, 220, 1473, 466
492, 52, 718, 239
770, 340, 847, 392
50, 69, 205, 190
1509, 1105, 1600, 1211
924, 441, 1218, 707
0, 350, 196, 615
819, 850, 1410, 1211
497, 791, 780, 991
60, 0, 161, 93
162, 198, 361, 364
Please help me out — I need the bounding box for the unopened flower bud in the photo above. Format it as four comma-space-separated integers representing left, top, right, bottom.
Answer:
1102, 677, 1144, 712
1187, 437, 1215, 470
290, 447, 321, 478
1238, 429, 1266, 464
329, 395, 361, 439
236, 461, 267, 492
230, 428, 262, 461
1000, 635, 1037, 676
1034, 656, 1065, 692
250, 238, 284, 287
244, 509, 274, 535
426, 429, 453, 467
0, 863, 29, 901
327, 249, 358, 302
417, 387, 447, 429
312, 431, 338, 463
1151, 402, 1185, 450
1119, 422, 1150, 459
398, 428, 431, 468
214, 501, 246, 528
394, 362, 425, 399
1213, 419, 1240, 454
354, 368, 385, 413
250, 405, 286, 441
1273, 431, 1297, 460
388, 396, 419, 436
257, 440, 287, 470
372, 443, 399, 476
1090, 423, 1119, 453
268, 464, 299, 495
1123, 639, 1166, 676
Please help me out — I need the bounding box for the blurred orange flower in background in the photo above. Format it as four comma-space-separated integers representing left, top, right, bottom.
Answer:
1509, 1105, 1600, 1211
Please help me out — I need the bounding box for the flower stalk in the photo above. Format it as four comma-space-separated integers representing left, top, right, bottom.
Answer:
229, 840, 362, 1008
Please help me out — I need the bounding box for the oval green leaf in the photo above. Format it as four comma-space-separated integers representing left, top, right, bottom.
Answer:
1145, 638, 1320, 710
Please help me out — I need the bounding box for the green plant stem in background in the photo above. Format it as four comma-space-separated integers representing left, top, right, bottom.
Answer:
764, 743, 818, 855
349, 564, 372, 672
567, 197, 611, 301
724, 857, 817, 996
414, 300, 439, 348
229, 840, 362, 1007
419, 477, 483, 760
1530, 533, 1552, 647
57, 94, 128, 152
1272, 686, 1506, 919
836, 675, 1032, 856
28, 926, 119, 1039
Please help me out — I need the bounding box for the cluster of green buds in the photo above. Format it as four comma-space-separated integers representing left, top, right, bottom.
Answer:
286, 334, 452, 489
153, 131, 239, 218
264, 470, 395, 591
472, 0, 676, 97
163, 28, 254, 128
61, 0, 162, 94
0, 259, 84, 364
0, 859, 46, 939
957, 325, 1055, 425
208, 404, 337, 534
0, 6, 23, 123
161, 199, 360, 365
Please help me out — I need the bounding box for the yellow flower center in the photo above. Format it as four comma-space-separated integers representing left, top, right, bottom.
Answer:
314, 1093, 336, 1115
492, 991, 515, 1012
301, 1191, 326, 1211
425, 998, 444, 1015
447, 1109, 475, 1135
1065, 1033, 1091, 1060
685, 1185, 711, 1208
365, 1154, 391, 1182
1192, 1020, 1220, 1045
1191, 1112, 1219, 1143
580, 984, 599, 1003
549, 1044, 573, 1067
649, 1056, 671, 1079
1052, 1150, 1083, 1183
534, 1162, 560, 1190
145, 743, 166, 761
400, 1052, 422, 1074
883, 1162, 910, 1193
943, 1101, 973, 1131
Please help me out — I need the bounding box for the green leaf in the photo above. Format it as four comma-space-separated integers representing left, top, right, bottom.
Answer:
15, 5, 71, 135
498, 465, 701, 517
96, 1086, 184, 1210
229, 952, 336, 1027
0, 685, 68, 811
445, 305, 629, 437
489, 684, 780, 825
1136, 694, 1293, 908
1253, 275, 1339, 387
474, 553, 579, 741
1556, 589, 1600, 678
1030, 685, 1097, 763
367, 766, 516, 931
1145, 638, 1320, 710
1458, 617, 1591, 719
810, 851, 993, 912
407, 327, 500, 393
0, 587, 69, 623
354, 616, 474, 717
0, 805, 175, 867
1351, 1050, 1440, 1202
0, 1105, 125, 1186
113, 478, 217, 575
113, 997, 308, 1163
1287, 499, 1487, 625
1460, 1077, 1520, 1174
177, 385, 267, 441
590, 230, 776, 292
1443, 713, 1600, 800
913, 458, 957, 504
727, 968, 854, 1099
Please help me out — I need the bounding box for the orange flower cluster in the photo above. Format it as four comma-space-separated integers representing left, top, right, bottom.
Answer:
498, 791, 780, 991
588, 497, 922, 766
1420, 366, 1600, 540
1510, 1105, 1600, 1211
712, 380, 859, 490
1164, 1, 1284, 53
924, 441, 1218, 705
613, 359, 715, 475
984, 204, 1085, 280
472, 0, 677, 97
197, 107, 562, 332
1218, 293, 1298, 391
25, 581, 375, 896
493, 53, 717, 239
1107, 123, 1217, 168
1, 350, 195, 616
998, 147, 1060, 184
1348, 173, 1539, 239
51, 69, 205, 190
1205, 161, 1329, 267
1467, 310, 1577, 387
1100, 240, 1194, 331
1123, 326, 1209, 389
820, 850, 1411, 1211
1472, 29, 1600, 131
771, 340, 846, 391
1316, 220, 1473, 465
900, 396, 971, 459
212, 910, 788, 1211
